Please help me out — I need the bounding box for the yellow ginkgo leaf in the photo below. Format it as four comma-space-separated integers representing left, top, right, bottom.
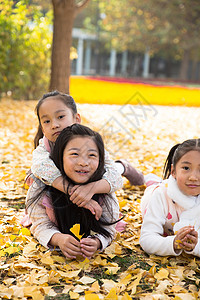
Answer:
78, 275, 96, 285
119, 200, 127, 209
19, 228, 31, 236
41, 256, 54, 265
85, 293, 100, 300
105, 287, 118, 300
90, 281, 100, 293
154, 268, 169, 280
105, 266, 120, 275
9, 235, 17, 241
5, 246, 20, 255
122, 293, 132, 300
78, 257, 90, 269
149, 264, 156, 275
69, 291, 79, 299
70, 224, 84, 240
0, 249, 5, 257
48, 270, 60, 284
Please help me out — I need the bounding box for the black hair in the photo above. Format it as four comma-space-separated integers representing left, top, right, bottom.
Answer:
48, 124, 117, 239
34, 91, 77, 148
163, 139, 200, 179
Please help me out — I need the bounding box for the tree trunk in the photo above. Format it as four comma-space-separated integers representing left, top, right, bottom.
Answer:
49, 0, 90, 93
49, 0, 76, 93
190, 56, 199, 81
179, 49, 190, 81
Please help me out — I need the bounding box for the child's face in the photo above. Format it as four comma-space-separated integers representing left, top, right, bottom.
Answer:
171, 150, 200, 196
39, 97, 81, 142
63, 136, 99, 184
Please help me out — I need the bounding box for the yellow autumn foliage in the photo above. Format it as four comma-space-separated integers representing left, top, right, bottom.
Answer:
70, 76, 200, 107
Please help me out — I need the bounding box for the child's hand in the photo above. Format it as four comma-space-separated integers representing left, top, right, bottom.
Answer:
174, 226, 198, 253
80, 237, 101, 259
54, 233, 82, 259
84, 199, 102, 220
69, 184, 102, 219
181, 227, 198, 252
69, 182, 97, 206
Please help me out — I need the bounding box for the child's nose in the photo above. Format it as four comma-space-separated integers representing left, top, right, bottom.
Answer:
189, 172, 198, 180
78, 156, 88, 166
51, 120, 59, 129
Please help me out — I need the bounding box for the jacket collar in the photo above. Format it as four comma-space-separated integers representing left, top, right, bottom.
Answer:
167, 175, 200, 210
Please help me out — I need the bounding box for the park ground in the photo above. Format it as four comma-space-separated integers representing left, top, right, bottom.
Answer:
1, 79, 200, 299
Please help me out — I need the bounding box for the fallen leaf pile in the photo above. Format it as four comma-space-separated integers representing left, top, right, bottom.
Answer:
1, 98, 200, 299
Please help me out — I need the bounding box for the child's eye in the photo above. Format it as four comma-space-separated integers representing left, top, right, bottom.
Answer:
58, 115, 65, 119
43, 120, 50, 124
70, 152, 78, 156
182, 166, 189, 170
89, 153, 97, 157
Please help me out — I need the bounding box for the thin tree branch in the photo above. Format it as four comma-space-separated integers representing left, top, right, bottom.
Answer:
75, 0, 90, 17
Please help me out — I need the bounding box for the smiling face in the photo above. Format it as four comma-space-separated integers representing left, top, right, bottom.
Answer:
39, 97, 81, 142
63, 136, 99, 184
171, 150, 200, 196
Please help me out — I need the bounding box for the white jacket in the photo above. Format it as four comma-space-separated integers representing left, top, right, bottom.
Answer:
140, 176, 200, 257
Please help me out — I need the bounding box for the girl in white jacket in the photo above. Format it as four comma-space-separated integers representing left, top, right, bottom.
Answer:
140, 139, 200, 257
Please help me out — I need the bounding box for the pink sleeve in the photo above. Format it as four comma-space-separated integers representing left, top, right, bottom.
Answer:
43, 136, 51, 153
42, 195, 58, 226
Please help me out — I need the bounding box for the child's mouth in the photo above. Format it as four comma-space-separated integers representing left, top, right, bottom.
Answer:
53, 131, 61, 136
76, 170, 89, 174
187, 184, 200, 188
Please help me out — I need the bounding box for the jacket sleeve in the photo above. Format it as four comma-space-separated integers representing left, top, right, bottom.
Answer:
140, 187, 181, 256
93, 193, 119, 251
31, 138, 61, 185
26, 179, 60, 248
103, 150, 123, 193
184, 236, 200, 257
185, 239, 200, 257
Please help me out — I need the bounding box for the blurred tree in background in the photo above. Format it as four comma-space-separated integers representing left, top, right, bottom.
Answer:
0, 0, 90, 98
0, 0, 52, 99
95, 0, 200, 80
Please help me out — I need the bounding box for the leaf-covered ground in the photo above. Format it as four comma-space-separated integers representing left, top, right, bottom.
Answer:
1, 99, 200, 299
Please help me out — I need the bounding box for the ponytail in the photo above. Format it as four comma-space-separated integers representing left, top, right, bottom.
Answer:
163, 144, 180, 179
163, 139, 200, 179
